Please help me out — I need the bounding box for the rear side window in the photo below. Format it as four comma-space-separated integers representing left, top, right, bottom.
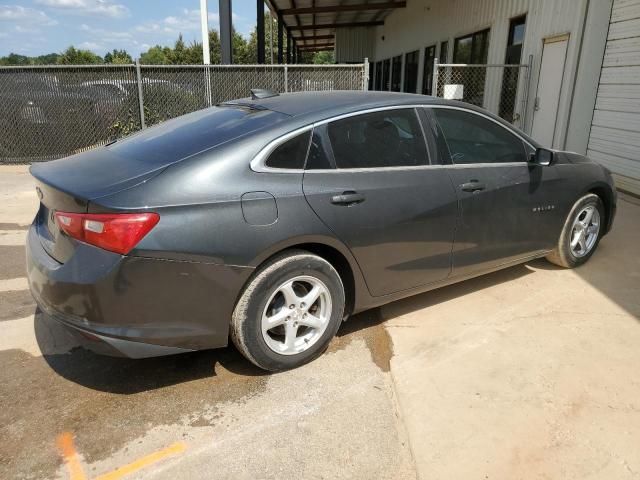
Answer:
432, 108, 527, 164
326, 109, 428, 168
265, 130, 311, 169
305, 125, 334, 170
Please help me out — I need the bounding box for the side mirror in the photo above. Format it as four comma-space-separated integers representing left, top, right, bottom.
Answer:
530, 147, 554, 166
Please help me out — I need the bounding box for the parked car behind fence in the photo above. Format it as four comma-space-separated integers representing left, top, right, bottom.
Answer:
0, 63, 367, 163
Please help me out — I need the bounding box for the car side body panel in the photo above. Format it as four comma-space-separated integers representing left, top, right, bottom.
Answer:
25, 92, 618, 357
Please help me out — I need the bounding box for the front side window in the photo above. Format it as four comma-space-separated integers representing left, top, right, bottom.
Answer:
432, 108, 527, 164
265, 130, 311, 169
326, 109, 428, 169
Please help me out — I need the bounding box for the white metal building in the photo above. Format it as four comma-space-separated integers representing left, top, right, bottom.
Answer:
273, 0, 640, 195
587, 0, 640, 195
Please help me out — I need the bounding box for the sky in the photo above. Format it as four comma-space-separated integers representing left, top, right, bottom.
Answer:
0, 0, 259, 57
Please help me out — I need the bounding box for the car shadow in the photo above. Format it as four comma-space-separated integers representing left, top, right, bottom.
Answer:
34, 309, 267, 395
35, 264, 535, 393
531, 195, 640, 321
375, 261, 535, 320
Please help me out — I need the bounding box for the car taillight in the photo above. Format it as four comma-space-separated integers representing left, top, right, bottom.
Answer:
54, 211, 159, 255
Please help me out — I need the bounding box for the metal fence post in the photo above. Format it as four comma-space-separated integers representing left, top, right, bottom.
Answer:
363, 57, 369, 91
135, 59, 146, 129
284, 64, 288, 93
432, 58, 439, 97
521, 54, 534, 134
204, 65, 212, 107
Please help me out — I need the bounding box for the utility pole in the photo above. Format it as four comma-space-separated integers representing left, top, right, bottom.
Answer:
200, 0, 211, 64
219, 0, 232, 64
257, 0, 265, 64
269, 11, 274, 64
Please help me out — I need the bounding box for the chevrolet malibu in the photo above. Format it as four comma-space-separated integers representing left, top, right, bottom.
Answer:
27, 91, 616, 371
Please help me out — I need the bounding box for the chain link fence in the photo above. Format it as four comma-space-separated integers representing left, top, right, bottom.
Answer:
0, 63, 367, 163
434, 58, 532, 131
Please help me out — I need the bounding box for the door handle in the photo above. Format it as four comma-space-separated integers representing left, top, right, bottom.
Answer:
331, 191, 365, 206
460, 181, 486, 192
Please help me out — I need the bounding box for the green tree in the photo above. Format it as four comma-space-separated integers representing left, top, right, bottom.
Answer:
245, 13, 280, 64
139, 45, 171, 64
312, 51, 335, 64
104, 49, 132, 64
57, 46, 103, 65
163, 34, 202, 64
35, 53, 60, 64
0, 53, 30, 65
0, 52, 61, 65
232, 30, 253, 64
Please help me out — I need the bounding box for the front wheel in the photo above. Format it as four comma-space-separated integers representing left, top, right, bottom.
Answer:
546, 193, 604, 268
230, 250, 345, 371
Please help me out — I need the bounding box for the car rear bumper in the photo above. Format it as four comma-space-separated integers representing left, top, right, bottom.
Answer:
26, 224, 254, 358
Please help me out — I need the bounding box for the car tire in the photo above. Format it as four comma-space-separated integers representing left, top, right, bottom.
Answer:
546, 193, 605, 268
230, 250, 345, 372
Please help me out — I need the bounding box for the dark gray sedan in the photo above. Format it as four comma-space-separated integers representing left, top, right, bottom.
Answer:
27, 91, 616, 371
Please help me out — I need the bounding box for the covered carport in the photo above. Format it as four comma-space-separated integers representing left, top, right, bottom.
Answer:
257, 1, 406, 62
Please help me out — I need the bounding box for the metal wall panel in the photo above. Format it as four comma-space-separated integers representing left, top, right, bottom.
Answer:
335, 28, 374, 63
588, 0, 640, 195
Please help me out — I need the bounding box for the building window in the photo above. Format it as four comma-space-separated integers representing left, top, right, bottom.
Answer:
499, 15, 527, 122
403, 50, 419, 93
447, 29, 490, 107
439, 40, 449, 63
422, 45, 436, 95
382, 58, 391, 91
391, 55, 402, 92
367, 63, 376, 90
453, 29, 489, 64
374, 61, 383, 90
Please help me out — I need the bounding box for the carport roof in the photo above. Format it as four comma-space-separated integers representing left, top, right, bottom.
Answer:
265, 1, 406, 51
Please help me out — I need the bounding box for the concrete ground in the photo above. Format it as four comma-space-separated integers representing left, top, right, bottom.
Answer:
1, 165, 639, 480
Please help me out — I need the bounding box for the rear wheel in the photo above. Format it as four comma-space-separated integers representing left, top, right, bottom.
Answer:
546, 193, 604, 268
230, 250, 345, 371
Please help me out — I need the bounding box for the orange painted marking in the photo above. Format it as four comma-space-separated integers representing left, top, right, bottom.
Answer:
56, 432, 87, 480
94, 441, 187, 480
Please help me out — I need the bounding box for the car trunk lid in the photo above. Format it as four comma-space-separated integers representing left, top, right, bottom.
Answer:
30, 148, 168, 263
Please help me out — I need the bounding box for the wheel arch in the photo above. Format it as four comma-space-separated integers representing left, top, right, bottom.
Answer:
585, 182, 615, 234
245, 236, 368, 317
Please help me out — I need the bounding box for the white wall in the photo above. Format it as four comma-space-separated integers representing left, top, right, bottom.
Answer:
366, 0, 590, 147
587, 0, 640, 195
335, 28, 375, 63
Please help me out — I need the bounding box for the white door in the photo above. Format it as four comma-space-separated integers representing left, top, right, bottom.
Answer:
531, 35, 569, 147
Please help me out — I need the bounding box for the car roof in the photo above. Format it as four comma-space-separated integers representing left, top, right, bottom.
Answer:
223, 90, 441, 118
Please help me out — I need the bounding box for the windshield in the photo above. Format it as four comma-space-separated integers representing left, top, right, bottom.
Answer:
108, 105, 288, 164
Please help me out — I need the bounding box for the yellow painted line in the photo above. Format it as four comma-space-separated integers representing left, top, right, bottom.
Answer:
56, 432, 87, 480
94, 442, 187, 480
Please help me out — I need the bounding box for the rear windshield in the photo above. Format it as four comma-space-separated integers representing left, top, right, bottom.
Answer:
107, 105, 288, 164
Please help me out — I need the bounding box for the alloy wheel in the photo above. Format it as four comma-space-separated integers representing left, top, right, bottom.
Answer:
570, 205, 600, 258
261, 275, 332, 355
